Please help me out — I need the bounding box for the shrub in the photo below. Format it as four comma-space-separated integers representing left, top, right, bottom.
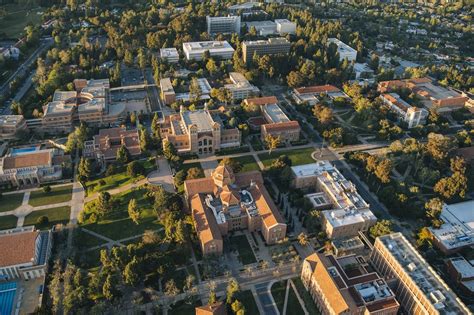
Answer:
99, 179, 106, 186
43, 185, 51, 193
37, 216, 49, 226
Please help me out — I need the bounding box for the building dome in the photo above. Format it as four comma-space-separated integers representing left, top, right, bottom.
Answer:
212, 165, 235, 188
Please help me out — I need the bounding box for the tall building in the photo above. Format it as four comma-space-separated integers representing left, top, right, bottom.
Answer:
185, 166, 286, 255
379, 93, 428, 128
446, 257, 474, 297
291, 161, 377, 239
0, 115, 27, 140
371, 233, 470, 314
206, 16, 241, 35
241, 37, 291, 63
182, 41, 235, 61
160, 108, 241, 155
224, 72, 260, 101
301, 252, 400, 315
328, 38, 357, 62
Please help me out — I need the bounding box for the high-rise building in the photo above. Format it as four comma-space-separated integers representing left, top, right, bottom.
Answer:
206, 16, 241, 35
241, 37, 291, 63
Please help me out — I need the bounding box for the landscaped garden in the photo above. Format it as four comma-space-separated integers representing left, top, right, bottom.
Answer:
0, 193, 23, 213
218, 155, 260, 173
271, 280, 287, 313
293, 278, 320, 315
229, 234, 257, 265
29, 185, 73, 207
24, 206, 71, 229
258, 147, 315, 167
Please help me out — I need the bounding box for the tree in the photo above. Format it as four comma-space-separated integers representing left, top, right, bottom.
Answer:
297, 232, 309, 246
174, 219, 186, 244
142, 230, 161, 245
37, 215, 49, 226
103, 274, 119, 301
165, 279, 180, 298
374, 159, 392, 184
425, 133, 456, 165
208, 290, 217, 305
287, 71, 304, 88
219, 158, 243, 173
186, 167, 204, 179
123, 256, 140, 286
264, 134, 280, 155
116, 145, 131, 164
416, 227, 433, 248
369, 220, 393, 239
206, 58, 218, 75
231, 299, 245, 315
184, 274, 196, 292
313, 104, 334, 126
128, 198, 140, 224
78, 157, 92, 182
43, 185, 51, 193
139, 128, 152, 152
226, 278, 240, 304
127, 161, 145, 177
425, 198, 443, 228
189, 77, 202, 102
97, 192, 113, 216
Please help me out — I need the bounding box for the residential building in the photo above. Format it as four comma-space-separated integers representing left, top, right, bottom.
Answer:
242, 37, 291, 63
184, 165, 286, 255
83, 127, 141, 165
160, 78, 176, 105
275, 19, 296, 35
377, 77, 469, 113
244, 96, 300, 143
182, 41, 235, 61
328, 38, 357, 62
428, 200, 474, 254
160, 108, 240, 155
0, 226, 52, 280
224, 72, 260, 101
371, 233, 470, 314
195, 301, 227, 315
0, 115, 27, 140
301, 252, 400, 315
292, 84, 348, 106
206, 16, 241, 35
379, 93, 428, 128
0, 145, 68, 187
291, 162, 377, 239
160, 48, 179, 63
244, 21, 277, 36
446, 257, 474, 297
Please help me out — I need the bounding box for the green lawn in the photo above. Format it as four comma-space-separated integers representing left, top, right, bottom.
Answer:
258, 147, 315, 167
77, 248, 102, 270
29, 185, 73, 207
271, 280, 287, 313
0, 4, 43, 38
82, 188, 161, 240
0, 193, 23, 213
287, 283, 305, 314
229, 235, 257, 265
24, 206, 71, 229
218, 155, 261, 173
74, 228, 107, 250
236, 290, 259, 315
293, 278, 321, 315
0, 215, 18, 230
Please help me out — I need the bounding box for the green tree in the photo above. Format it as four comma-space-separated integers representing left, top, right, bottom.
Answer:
128, 198, 140, 224
103, 274, 119, 301
286, 71, 304, 88
97, 192, 113, 216
231, 299, 245, 315
78, 157, 92, 182
186, 167, 204, 179
226, 278, 240, 304
139, 128, 152, 152
116, 145, 131, 163
219, 157, 242, 173
313, 104, 334, 126
297, 232, 309, 246
369, 220, 393, 239
208, 289, 217, 305
123, 256, 140, 286
264, 134, 280, 155
174, 219, 186, 244
425, 198, 443, 228
206, 58, 218, 76
127, 161, 145, 177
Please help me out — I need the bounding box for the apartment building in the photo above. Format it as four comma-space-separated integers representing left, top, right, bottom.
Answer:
379, 93, 428, 128
301, 253, 399, 315
242, 37, 291, 63
428, 200, 474, 254
184, 165, 286, 255
328, 38, 357, 62
224, 72, 260, 101
160, 108, 240, 155
160, 48, 179, 63
0, 115, 27, 140
182, 41, 235, 61
377, 77, 469, 113
206, 16, 241, 35
371, 233, 470, 314
291, 161, 377, 239
0, 226, 52, 280
292, 84, 348, 106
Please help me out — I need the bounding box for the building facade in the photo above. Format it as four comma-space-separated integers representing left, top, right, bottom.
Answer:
182, 41, 235, 61
206, 16, 241, 35
0, 115, 27, 140
275, 19, 296, 35
224, 72, 260, 101
379, 93, 428, 128
446, 257, 474, 297
242, 37, 291, 63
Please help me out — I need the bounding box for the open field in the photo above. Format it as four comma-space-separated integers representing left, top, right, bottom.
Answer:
0, 215, 18, 230
0, 4, 43, 38
258, 147, 315, 167
24, 206, 71, 229
29, 185, 72, 207
0, 193, 23, 213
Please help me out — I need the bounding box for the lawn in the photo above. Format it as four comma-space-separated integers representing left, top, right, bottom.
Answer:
258, 147, 315, 167
82, 187, 162, 240
293, 278, 320, 315
271, 280, 287, 313
218, 155, 261, 173
236, 290, 259, 315
0, 215, 18, 230
0, 4, 43, 38
77, 248, 102, 270
29, 185, 73, 207
229, 235, 257, 265
287, 282, 305, 314
74, 228, 107, 250
0, 193, 23, 213
24, 206, 71, 229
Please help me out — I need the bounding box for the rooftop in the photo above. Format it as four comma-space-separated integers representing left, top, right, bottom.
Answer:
0, 227, 39, 267
243, 37, 290, 46
262, 103, 290, 123
291, 161, 334, 178
160, 48, 179, 58
328, 38, 357, 54
448, 257, 474, 279
183, 41, 234, 53
0, 115, 24, 127
181, 110, 216, 132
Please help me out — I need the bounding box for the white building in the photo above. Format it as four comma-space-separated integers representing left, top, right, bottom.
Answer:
379, 93, 428, 128
1, 46, 20, 60
224, 72, 260, 101
160, 48, 179, 63
275, 19, 296, 35
182, 41, 235, 61
244, 21, 277, 36
0, 226, 52, 280
206, 16, 241, 35
328, 38, 357, 62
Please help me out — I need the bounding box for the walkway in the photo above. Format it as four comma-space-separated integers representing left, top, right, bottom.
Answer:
199, 158, 219, 177
147, 158, 174, 192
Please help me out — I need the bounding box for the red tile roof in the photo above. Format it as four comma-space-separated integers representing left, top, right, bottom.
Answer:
244, 96, 278, 106
295, 84, 340, 95
0, 231, 38, 267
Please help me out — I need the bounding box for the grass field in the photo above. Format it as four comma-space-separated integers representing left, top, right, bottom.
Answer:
218, 155, 261, 173
74, 228, 107, 250
0, 4, 43, 38
271, 280, 287, 313
29, 185, 73, 207
293, 278, 321, 315
237, 290, 260, 315
0, 193, 23, 213
229, 234, 257, 265
24, 206, 71, 229
0, 215, 18, 230
287, 282, 305, 314
258, 147, 315, 167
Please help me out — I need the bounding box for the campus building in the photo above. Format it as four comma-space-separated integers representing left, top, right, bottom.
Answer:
0, 226, 52, 280
292, 84, 349, 106
160, 78, 176, 105
377, 77, 470, 113
371, 233, 470, 314
0, 115, 27, 140
182, 41, 235, 61
301, 253, 400, 315
446, 257, 474, 297
184, 165, 286, 255
195, 301, 227, 315
243, 96, 300, 143
275, 19, 296, 35
42, 79, 125, 132
241, 37, 291, 63
0, 145, 68, 187
291, 161, 376, 239
379, 93, 428, 128
160, 77, 212, 104
160, 108, 241, 155
328, 38, 357, 62
244, 21, 278, 36
206, 16, 241, 35
160, 48, 179, 63
428, 200, 474, 254
224, 72, 260, 101
83, 127, 141, 165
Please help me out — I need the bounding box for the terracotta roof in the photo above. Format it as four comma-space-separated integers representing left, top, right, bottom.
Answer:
191, 194, 222, 245
0, 231, 39, 267
2, 151, 51, 169
195, 301, 227, 315
94, 127, 141, 160
295, 84, 340, 95
185, 177, 215, 199
212, 165, 234, 181
250, 183, 285, 229
408, 77, 432, 84
220, 185, 240, 205
262, 121, 300, 132
244, 96, 278, 106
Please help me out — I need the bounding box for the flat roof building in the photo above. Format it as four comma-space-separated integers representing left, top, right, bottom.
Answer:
328, 38, 357, 62
183, 41, 235, 61
242, 37, 291, 63
244, 21, 277, 36
228, 2, 261, 13
292, 84, 349, 106
160, 77, 176, 105
160, 48, 179, 63
371, 233, 470, 315
206, 16, 241, 35
224, 72, 260, 101
379, 93, 428, 128
0, 115, 27, 140
428, 200, 474, 254
275, 19, 296, 35
446, 257, 474, 297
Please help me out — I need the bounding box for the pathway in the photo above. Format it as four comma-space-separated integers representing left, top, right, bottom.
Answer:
199, 158, 219, 177
147, 158, 174, 192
